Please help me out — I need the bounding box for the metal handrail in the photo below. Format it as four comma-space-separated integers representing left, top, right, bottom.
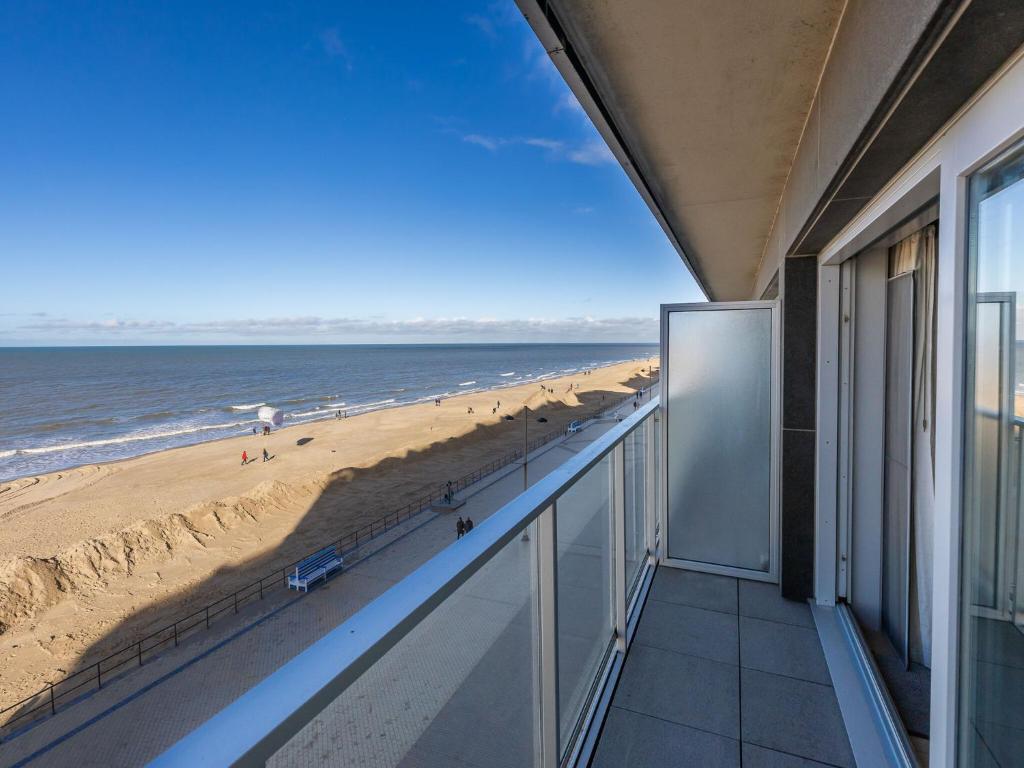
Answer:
150, 396, 659, 766
0, 383, 657, 739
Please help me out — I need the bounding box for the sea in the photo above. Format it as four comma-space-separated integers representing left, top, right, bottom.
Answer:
0, 343, 657, 482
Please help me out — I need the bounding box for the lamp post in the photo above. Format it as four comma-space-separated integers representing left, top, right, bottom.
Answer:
523, 405, 529, 491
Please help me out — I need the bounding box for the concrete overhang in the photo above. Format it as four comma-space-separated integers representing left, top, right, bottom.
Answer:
517, 0, 845, 301
518, 1, 1024, 301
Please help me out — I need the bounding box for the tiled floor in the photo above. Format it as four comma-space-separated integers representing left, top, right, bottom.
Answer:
967, 616, 1024, 767
592, 568, 856, 768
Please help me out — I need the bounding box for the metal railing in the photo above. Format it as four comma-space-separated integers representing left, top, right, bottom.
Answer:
153, 397, 661, 768
0, 383, 657, 741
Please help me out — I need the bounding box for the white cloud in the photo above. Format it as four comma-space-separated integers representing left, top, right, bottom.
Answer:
554, 92, 585, 117
523, 137, 564, 151
568, 139, 615, 166
16, 315, 658, 342
320, 28, 353, 71
462, 133, 503, 151
459, 133, 614, 167
465, 13, 497, 39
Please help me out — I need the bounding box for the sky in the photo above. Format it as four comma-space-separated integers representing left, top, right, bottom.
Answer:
0, 1, 703, 346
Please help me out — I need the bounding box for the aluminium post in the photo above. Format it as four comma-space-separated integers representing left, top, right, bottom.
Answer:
612, 442, 626, 652
537, 505, 560, 768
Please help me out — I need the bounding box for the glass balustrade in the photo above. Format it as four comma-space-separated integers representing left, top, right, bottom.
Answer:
152, 399, 660, 768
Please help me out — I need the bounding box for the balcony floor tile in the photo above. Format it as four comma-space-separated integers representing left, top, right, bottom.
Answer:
615, 643, 740, 738
738, 581, 815, 628
741, 742, 837, 767
592, 707, 739, 768
594, 571, 854, 768
739, 616, 831, 685
635, 598, 739, 665
741, 668, 854, 767
649, 567, 738, 614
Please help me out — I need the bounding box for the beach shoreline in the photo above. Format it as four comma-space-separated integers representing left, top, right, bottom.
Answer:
0, 345, 658, 483
0, 355, 652, 486
0, 357, 657, 704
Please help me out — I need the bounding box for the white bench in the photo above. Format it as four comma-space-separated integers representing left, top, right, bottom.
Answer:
287, 546, 344, 592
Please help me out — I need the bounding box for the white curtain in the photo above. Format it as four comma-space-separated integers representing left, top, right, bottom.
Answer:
891, 225, 937, 668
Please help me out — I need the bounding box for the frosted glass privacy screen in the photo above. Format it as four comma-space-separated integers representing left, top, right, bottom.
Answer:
663, 304, 776, 574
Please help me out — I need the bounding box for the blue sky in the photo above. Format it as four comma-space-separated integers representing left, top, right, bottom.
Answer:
0, 1, 703, 345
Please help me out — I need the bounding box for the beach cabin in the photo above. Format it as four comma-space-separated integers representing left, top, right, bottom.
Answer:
155, 2, 1024, 766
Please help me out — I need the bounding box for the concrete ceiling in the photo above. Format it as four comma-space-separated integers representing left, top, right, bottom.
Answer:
535, 0, 845, 300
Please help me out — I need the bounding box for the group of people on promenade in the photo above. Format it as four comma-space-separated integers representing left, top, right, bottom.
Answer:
455, 515, 474, 539
633, 387, 648, 410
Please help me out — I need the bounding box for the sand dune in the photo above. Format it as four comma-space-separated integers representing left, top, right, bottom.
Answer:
0, 359, 656, 705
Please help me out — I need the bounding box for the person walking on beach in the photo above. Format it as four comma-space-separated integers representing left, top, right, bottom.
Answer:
262, 448, 269, 462
241, 450, 248, 465
456, 517, 465, 540
465, 517, 474, 533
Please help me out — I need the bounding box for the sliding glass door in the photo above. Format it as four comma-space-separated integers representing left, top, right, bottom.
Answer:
960, 138, 1024, 767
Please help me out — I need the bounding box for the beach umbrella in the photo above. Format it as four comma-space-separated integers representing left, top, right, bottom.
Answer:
257, 406, 284, 427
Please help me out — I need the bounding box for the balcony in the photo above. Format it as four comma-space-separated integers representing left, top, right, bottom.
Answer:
152, 397, 855, 767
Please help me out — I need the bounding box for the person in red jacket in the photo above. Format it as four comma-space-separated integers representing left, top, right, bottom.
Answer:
241, 450, 248, 465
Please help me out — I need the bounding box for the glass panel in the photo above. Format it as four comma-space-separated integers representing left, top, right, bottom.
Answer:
269, 524, 542, 768
959, 138, 1024, 768
556, 454, 614, 753
624, 419, 648, 597
971, 301, 1007, 611
654, 411, 662, 550
883, 273, 913, 662
665, 306, 773, 572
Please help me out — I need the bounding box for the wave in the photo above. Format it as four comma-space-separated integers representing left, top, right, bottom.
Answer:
458, 381, 476, 387
288, 409, 329, 419
0, 449, 16, 459
8, 420, 251, 456
135, 410, 176, 422
229, 403, 265, 411
290, 397, 395, 419
349, 397, 396, 410
499, 372, 515, 377
31, 417, 118, 433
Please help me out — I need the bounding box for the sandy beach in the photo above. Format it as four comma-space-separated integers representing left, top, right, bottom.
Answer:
0, 358, 656, 706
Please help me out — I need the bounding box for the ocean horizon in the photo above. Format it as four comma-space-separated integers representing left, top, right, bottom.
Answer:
0, 343, 657, 481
